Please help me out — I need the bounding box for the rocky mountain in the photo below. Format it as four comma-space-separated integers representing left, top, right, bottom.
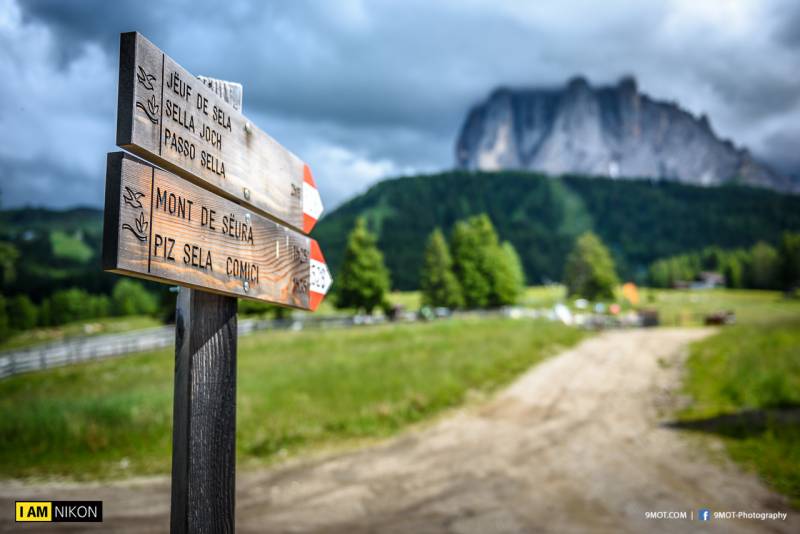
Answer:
456, 76, 797, 193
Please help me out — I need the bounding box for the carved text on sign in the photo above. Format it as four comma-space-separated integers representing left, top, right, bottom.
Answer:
117, 32, 324, 233
103, 152, 330, 310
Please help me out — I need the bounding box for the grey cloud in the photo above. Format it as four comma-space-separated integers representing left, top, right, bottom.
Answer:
773, 0, 800, 47
760, 129, 800, 176
4, 0, 800, 210
1, 155, 105, 209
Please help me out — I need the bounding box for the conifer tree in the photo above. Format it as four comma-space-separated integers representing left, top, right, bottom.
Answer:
563, 231, 619, 300
451, 215, 495, 308
420, 228, 463, 309
491, 241, 525, 306
335, 218, 391, 314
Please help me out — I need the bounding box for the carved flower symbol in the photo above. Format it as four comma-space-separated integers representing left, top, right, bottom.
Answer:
146, 94, 159, 116
134, 211, 148, 235
122, 211, 149, 242
136, 94, 160, 124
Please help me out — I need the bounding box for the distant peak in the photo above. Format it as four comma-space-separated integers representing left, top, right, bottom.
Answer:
566, 75, 590, 91
455, 76, 793, 193
617, 75, 637, 93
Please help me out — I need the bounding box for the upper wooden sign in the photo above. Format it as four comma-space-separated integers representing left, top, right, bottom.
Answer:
116, 32, 323, 234
103, 152, 332, 310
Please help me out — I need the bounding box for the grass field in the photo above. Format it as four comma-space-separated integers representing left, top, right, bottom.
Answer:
678, 294, 800, 507
0, 315, 162, 352
0, 317, 584, 479
643, 288, 797, 327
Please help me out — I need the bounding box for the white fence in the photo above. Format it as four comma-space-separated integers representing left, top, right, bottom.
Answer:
0, 315, 387, 380
0, 307, 581, 380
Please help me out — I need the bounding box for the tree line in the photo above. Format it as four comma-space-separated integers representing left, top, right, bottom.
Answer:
647, 232, 800, 291
334, 215, 525, 313
0, 278, 159, 342
312, 170, 800, 289
332, 214, 625, 312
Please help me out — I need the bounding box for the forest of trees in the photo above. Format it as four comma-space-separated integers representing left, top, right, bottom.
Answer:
419, 215, 525, 309
648, 232, 800, 291
332, 214, 525, 313
2, 169, 800, 339
313, 170, 800, 289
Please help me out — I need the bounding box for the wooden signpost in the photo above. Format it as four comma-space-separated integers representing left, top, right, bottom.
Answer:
117, 32, 324, 234
103, 152, 331, 310
103, 32, 332, 533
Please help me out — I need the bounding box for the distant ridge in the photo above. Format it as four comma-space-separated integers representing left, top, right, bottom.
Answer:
312, 171, 800, 290
456, 76, 798, 193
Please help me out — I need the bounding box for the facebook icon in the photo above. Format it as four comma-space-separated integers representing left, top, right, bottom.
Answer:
698, 509, 712, 521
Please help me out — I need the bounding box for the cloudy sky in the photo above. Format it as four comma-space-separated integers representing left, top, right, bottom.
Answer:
1, 0, 799, 210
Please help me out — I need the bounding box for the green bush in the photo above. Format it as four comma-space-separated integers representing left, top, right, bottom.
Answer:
7, 295, 37, 331
112, 280, 158, 317
46, 288, 93, 325
779, 232, 800, 292
746, 242, 780, 290
0, 294, 9, 341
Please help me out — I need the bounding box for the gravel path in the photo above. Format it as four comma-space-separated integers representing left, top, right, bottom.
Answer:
2, 328, 796, 533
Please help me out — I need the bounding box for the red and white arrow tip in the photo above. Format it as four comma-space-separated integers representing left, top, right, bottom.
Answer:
309, 239, 333, 311
302, 165, 324, 234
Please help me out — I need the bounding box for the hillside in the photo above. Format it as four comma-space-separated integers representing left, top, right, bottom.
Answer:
312, 171, 800, 290
4, 175, 800, 297
0, 207, 116, 301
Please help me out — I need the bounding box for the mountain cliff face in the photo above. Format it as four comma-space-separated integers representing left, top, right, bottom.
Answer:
456, 76, 796, 192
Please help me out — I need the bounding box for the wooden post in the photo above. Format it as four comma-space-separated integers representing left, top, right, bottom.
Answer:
171, 288, 237, 533
105, 42, 331, 531
170, 76, 242, 534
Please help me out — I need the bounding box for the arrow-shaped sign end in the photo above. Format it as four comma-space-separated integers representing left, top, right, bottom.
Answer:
309, 239, 332, 311
302, 165, 323, 234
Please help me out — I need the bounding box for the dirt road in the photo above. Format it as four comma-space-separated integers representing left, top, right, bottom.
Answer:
2, 328, 796, 533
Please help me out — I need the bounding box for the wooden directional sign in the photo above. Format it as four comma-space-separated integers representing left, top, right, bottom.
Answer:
103, 152, 332, 310
116, 32, 324, 233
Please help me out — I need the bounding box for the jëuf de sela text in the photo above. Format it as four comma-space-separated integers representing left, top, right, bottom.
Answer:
163, 71, 230, 178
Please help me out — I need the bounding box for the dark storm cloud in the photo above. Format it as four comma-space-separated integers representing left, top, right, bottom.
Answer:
773, 0, 800, 47
2, 154, 105, 209
19, 0, 161, 63
3, 0, 800, 210
760, 129, 800, 177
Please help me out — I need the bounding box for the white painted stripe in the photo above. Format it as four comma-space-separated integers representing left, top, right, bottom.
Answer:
309, 259, 332, 295
303, 181, 324, 219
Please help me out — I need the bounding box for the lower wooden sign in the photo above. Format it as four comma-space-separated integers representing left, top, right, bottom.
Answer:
102, 152, 332, 310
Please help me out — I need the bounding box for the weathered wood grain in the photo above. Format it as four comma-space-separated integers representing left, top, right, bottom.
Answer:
171, 288, 237, 534
116, 32, 323, 234
102, 152, 331, 310
169, 74, 243, 534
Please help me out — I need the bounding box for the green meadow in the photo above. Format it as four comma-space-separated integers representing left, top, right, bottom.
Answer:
0, 317, 584, 479
674, 290, 800, 507
1, 285, 798, 509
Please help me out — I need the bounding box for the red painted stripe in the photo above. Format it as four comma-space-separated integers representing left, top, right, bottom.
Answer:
309, 291, 324, 311
303, 164, 317, 188
310, 239, 324, 263
303, 213, 317, 234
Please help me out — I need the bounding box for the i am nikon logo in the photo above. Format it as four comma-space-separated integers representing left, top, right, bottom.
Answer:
15, 501, 103, 523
